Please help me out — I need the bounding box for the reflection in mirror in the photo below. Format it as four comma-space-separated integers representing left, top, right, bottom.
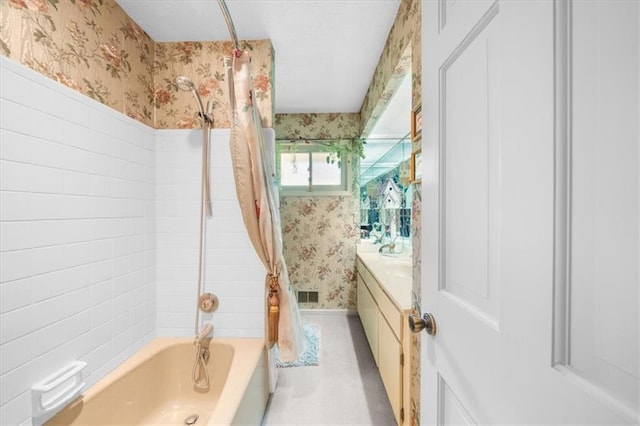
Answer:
359, 73, 412, 253
360, 135, 412, 253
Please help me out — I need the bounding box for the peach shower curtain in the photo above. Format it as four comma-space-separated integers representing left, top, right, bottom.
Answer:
225, 51, 304, 362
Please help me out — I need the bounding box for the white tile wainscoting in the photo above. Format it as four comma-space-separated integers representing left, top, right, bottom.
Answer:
0, 56, 266, 425
0, 56, 156, 425
155, 129, 265, 338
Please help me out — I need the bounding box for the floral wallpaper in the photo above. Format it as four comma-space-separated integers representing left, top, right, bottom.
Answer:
409, 1, 422, 422
360, 0, 422, 139
276, 113, 361, 310
0, 0, 275, 129
274, 113, 360, 140
1, 0, 155, 126
410, 184, 422, 425
154, 39, 274, 129
411, 0, 422, 140
280, 195, 360, 309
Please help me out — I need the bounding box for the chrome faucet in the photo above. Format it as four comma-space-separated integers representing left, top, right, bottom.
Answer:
378, 243, 396, 253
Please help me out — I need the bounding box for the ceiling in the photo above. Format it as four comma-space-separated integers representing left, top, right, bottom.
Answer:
115, 0, 401, 114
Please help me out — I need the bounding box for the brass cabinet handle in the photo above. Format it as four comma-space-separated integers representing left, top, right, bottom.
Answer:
408, 313, 437, 336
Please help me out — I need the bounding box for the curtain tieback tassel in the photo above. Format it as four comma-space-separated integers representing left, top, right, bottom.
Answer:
268, 274, 280, 343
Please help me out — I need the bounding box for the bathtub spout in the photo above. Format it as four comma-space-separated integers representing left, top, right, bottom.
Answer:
195, 323, 213, 345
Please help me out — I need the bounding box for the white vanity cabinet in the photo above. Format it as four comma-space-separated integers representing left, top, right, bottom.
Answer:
356, 254, 412, 425
378, 313, 402, 422
357, 272, 378, 364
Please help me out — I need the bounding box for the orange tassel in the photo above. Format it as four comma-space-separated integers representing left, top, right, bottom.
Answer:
268, 275, 280, 343
268, 302, 279, 343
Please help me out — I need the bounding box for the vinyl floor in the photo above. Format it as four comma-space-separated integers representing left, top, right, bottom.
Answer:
262, 312, 397, 426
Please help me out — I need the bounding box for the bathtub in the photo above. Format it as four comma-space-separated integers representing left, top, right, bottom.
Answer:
46, 338, 269, 426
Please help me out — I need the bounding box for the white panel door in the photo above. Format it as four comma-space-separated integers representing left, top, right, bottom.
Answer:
421, 0, 639, 424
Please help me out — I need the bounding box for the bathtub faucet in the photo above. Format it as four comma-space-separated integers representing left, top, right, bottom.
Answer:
195, 323, 213, 345
193, 324, 212, 389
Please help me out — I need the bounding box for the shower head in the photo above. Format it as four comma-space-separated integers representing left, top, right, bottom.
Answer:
175, 76, 211, 124
175, 75, 196, 92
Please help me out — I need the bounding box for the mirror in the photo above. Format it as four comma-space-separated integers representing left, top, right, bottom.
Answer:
359, 74, 412, 252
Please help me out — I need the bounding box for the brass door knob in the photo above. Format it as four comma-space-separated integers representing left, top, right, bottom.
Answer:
408, 313, 437, 336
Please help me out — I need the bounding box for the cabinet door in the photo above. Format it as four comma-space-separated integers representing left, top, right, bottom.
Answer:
378, 315, 402, 424
357, 273, 378, 364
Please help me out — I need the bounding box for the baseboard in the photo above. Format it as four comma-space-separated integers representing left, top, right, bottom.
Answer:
299, 309, 357, 316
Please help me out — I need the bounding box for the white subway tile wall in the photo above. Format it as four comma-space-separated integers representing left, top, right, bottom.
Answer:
0, 57, 268, 425
155, 129, 266, 338
0, 57, 156, 425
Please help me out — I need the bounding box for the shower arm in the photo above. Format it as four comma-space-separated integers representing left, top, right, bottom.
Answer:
217, 0, 240, 51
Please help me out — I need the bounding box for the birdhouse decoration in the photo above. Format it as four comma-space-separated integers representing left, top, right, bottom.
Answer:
378, 178, 403, 209
377, 178, 403, 245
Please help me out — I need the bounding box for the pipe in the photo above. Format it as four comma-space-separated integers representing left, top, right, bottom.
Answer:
217, 0, 240, 51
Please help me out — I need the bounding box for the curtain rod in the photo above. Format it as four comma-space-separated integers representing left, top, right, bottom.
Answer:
275, 135, 410, 142
275, 137, 358, 141
217, 0, 240, 51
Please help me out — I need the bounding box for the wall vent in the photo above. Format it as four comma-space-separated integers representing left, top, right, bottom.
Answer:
297, 290, 319, 304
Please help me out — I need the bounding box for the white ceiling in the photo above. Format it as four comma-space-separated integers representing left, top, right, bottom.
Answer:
115, 0, 401, 114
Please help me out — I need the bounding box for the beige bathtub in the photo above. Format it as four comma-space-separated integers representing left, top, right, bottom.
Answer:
46, 338, 269, 426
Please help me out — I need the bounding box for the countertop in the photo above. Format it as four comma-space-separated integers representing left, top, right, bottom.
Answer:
356, 240, 412, 311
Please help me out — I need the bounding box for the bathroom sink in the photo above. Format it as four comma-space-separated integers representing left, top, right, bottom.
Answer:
379, 254, 411, 266
379, 252, 406, 258
390, 269, 411, 279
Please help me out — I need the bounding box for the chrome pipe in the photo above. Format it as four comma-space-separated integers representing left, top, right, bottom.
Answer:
217, 0, 240, 51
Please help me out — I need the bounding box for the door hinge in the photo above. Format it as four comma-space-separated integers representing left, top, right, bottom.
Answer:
400, 407, 405, 422
400, 353, 404, 366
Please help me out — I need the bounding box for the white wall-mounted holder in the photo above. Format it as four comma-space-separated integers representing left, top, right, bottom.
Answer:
31, 360, 87, 422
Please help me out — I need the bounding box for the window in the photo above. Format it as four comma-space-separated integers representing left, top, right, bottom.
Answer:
277, 143, 351, 195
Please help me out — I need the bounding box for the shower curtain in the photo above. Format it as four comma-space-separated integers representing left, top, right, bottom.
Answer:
225, 51, 304, 362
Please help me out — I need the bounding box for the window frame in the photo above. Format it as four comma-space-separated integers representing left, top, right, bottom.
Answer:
277, 142, 352, 196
